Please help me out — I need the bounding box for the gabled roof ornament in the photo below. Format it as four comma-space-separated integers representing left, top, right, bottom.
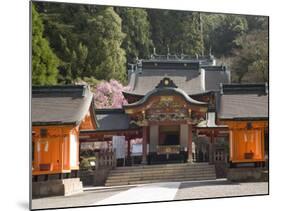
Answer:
155, 77, 178, 89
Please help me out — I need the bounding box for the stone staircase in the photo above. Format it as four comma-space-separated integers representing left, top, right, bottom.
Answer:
105, 163, 216, 186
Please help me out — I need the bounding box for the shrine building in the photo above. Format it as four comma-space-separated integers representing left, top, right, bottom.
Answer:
32, 54, 269, 191
80, 54, 268, 172
31, 85, 98, 196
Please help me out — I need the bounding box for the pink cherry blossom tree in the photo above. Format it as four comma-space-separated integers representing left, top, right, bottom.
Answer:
93, 79, 130, 108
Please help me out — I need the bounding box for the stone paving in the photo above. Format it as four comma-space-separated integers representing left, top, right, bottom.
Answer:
32, 188, 125, 210
94, 182, 181, 205
174, 180, 268, 200
31, 180, 269, 210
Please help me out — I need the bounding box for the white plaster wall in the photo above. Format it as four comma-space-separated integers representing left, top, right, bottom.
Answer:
149, 125, 159, 152
180, 124, 188, 149
70, 134, 78, 168
200, 68, 206, 91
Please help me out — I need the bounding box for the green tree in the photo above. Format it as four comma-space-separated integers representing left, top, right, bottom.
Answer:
86, 7, 127, 82
36, 3, 89, 83
208, 15, 248, 57
246, 15, 268, 32
231, 30, 268, 83
116, 7, 153, 62
32, 4, 59, 85
36, 3, 127, 83
200, 13, 225, 55
148, 10, 203, 55
33, 1, 268, 84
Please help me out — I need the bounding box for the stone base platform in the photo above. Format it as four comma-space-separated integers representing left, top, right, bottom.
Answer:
227, 167, 268, 182
32, 178, 83, 198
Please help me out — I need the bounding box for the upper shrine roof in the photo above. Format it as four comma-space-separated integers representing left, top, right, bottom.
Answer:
125, 54, 230, 97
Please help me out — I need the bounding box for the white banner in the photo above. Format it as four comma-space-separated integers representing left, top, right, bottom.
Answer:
132, 144, 149, 156
112, 136, 126, 159
132, 144, 142, 156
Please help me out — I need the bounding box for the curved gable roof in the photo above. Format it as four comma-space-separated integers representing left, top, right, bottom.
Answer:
124, 77, 207, 110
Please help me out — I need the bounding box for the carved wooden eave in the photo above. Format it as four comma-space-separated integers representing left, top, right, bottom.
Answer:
124, 80, 208, 114
123, 77, 209, 125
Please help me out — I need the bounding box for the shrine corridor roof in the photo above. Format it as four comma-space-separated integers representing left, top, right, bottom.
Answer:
32, 85, 94, 126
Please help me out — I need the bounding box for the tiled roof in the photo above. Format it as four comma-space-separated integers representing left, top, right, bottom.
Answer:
130, 69, 203, 95
32, 85, 94, 126
218, 84, 268, 120
95, 109, 131, 131
205, 70, 230, 91
127, 67, 230, 96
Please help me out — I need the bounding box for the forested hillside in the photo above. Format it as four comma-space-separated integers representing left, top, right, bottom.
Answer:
32, 2, 268, 85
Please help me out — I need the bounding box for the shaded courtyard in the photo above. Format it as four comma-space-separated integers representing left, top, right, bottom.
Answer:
32, 179, 268, 210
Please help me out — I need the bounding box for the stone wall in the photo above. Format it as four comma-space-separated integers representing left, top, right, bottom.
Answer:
32, 178, 83, 198
227, 167, 268, 182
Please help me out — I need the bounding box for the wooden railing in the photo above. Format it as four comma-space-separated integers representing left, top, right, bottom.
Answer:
95, 149, 116, 170
156, 145, 181, 155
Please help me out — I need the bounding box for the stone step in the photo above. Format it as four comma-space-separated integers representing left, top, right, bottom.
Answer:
108, 170, 216, 178
111, 165, 214, 174
105, 163, 216, 187
116, 162, 210, 168
106, 173, 216, 183
108, 169, 216, 179
109, 169, 215, 177
105, 175, 216, 186
112, 163, 211, 171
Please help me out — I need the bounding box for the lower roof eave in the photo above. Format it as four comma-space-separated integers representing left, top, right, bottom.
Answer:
80, 128, 141, 134
195, 125, 229, 130
219, 117, 269, 121
32, 121, 78, 127
124, 88, 208, 110
122, 91, 145, 98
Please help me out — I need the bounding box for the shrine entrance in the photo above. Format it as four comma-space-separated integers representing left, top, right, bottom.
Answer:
149, 124, 182, 164
123, 77, 209, 165
159, 125, 180, 146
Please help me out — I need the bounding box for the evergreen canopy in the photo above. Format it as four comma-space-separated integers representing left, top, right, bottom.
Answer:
32, 2, 268, 85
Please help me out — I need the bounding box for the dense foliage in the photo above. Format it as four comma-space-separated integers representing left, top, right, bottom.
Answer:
148, 10, 203, 55
32, 2, 268, 85
32, 4, 59, 85
202, 14, 248, 57
116, 8, 153, 63
231, 30, 268, 83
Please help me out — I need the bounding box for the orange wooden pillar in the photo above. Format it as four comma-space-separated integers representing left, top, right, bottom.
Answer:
142, 126, 148, 164
187, 124, 193, 163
